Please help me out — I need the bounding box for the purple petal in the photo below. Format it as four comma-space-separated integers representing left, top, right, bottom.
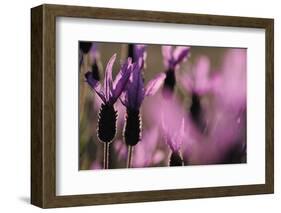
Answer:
215, 49, 247, 110
85, 71, 106, 103
179, 72, 194, 93
126, 61, 145, 109
134, 45, 147, 62
193, 56, 212, 94
145, 72, 166, 96
112, 58, 133, 103
173, 46, 190, 66
161, 46, 173, 69
104, 54, 116, 102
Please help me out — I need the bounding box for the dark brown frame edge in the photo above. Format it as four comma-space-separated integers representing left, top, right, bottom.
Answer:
31, 4, 274, 208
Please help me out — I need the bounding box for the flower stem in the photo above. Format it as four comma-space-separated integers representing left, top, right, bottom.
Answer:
126, 145, 134, 168
103, 143, 109, 169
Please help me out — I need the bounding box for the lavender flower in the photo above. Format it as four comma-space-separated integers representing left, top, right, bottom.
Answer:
128, 44, 147, 64
162, 46, 190, 92
180, 50, 247, 164
180, 56, 220, 132
120, 57, 166, 167
121, 58, 166, 146
162, 118, 185, 166
85, 54, 132, 169
85, 54, 132, 107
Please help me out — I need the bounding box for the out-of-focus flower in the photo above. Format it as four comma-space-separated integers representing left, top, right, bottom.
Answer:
162, 118, 185, 166
214, 49, 247, 112
162, 46, 190, 70
133, 127, 163, 167
180, 56, 220, 95
187, 49, 247, 164
79, 42, 94, 67
180, 56, 220, 132
162, 118, 185, 153
209, 49, 247, 162
88, 43, 101, 81
162, 46, 190, 92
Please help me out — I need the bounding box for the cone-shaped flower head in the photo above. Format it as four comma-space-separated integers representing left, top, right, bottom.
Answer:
85, 54, 133, 143
121, 58, 166, 146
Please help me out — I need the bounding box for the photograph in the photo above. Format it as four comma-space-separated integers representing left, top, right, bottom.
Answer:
79, 42, 247, 170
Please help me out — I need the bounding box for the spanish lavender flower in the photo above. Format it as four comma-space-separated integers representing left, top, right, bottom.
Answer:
121, 58, 166, 167
162, 118, 185, 166
162, 46, 190, 92
180, 50, 247, 164
128, 44, 147, 64
180, 56, 220, 132
85, 54, 132, 169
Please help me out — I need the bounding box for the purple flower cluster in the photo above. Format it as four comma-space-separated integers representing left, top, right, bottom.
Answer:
82, 42, 247, 169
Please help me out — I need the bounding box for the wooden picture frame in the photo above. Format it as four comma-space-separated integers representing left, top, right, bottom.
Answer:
31, 4, 274, 208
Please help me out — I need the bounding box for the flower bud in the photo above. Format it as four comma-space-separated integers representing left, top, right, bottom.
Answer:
97, 104, 117, 143
124, 109, 141, 146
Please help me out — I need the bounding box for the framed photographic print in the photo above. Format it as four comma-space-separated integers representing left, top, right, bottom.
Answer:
31, 4, 274, 208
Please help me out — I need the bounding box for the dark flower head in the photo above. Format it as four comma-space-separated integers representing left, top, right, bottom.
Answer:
85, 54, 133, 106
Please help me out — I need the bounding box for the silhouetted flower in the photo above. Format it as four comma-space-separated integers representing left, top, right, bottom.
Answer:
85, 54, 132, 169
121, 57, 166, 167
121, 58, 166, 147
